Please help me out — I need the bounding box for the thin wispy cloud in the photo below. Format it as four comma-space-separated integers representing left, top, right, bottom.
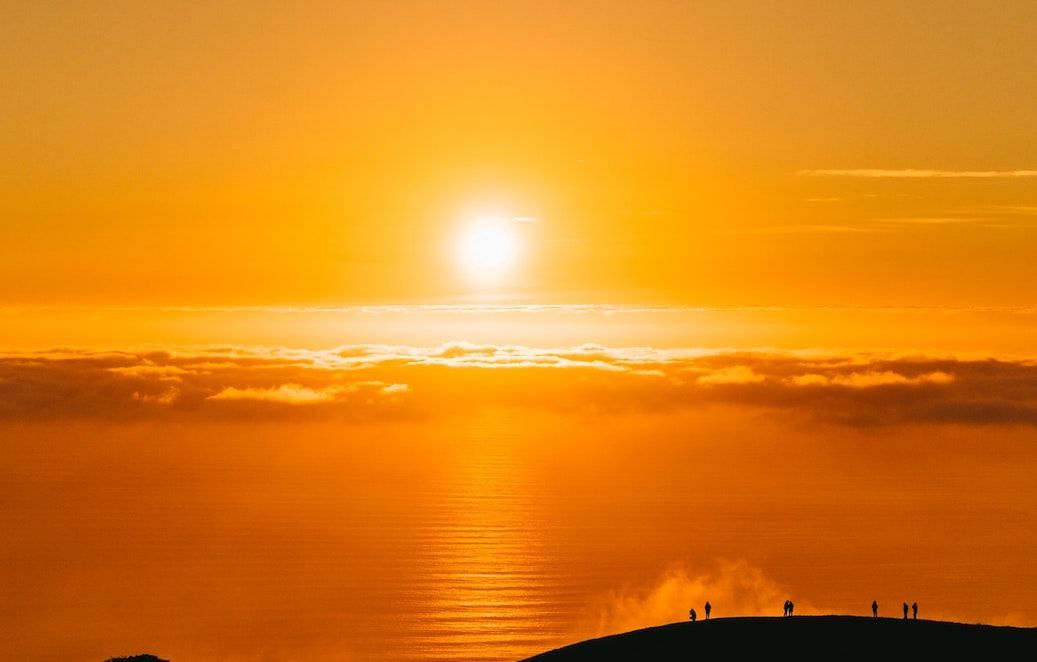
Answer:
747, 224, 883, 234
7, 303, 1037, 315
870, 216, 1021, 229
756, 212, 1034, 235
987, 205, 1037, 216
797, 169, 1037, 178
873, 217, 980, 225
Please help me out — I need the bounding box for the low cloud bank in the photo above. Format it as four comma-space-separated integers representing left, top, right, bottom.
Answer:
1, 344, 1036, 426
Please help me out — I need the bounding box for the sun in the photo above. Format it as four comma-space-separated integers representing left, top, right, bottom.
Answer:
456, 217, 520, 280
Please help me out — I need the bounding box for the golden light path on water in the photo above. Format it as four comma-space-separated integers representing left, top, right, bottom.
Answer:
399, 415, 570, 661
3, 404, 1037, 661
3, 300, 1037, 660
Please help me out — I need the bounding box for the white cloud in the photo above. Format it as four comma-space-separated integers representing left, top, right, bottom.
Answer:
788, 370, 954, 388
4, 345, 1037, 427
696, 366, 765, 385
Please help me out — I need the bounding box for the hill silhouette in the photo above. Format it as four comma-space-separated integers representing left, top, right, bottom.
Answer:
525, 616, 1037, 660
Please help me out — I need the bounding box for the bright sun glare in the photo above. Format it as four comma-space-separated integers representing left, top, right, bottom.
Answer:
456, 217, 520, 280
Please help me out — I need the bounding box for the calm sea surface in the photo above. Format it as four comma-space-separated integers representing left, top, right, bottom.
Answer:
3, 410, 1036, 661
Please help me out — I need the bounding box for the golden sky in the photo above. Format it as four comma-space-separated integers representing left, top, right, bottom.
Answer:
4, 0, 1037, 307
3, 3, 1037, 661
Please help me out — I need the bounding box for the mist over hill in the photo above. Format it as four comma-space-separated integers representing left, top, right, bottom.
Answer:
525, 616, 1037, 660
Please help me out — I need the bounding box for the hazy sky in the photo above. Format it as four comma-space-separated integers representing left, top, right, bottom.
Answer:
4, 4, 1037, 661
4, 342, 1037, 661
4, 0, 1037, 306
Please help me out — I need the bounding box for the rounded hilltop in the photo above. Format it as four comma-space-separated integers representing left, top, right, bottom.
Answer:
525, 616, 1037, 660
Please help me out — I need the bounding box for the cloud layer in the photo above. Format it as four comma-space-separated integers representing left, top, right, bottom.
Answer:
797, 169, 1037, 178
2, 344, 1037, 426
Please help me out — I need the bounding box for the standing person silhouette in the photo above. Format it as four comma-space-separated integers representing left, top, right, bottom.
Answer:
872, 600, 878, 618
789, 601, 794, 616
903, 603, 909, 619
704, 601, 712, 620
912, 602, 918, 620
689, 608, 697, 622
783, 600, 789, 616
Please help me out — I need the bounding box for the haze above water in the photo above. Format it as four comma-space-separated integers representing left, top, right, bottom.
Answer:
6, 2, 1037, 660
5, 412, 1036, 661
2, 307, 1036, 661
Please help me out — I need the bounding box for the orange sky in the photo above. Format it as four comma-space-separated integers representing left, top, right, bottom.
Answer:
4, 0, 1037, 307
3, 3, 1037, 661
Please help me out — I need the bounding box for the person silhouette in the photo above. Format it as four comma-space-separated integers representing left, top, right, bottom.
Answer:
872, 600, 878, 618
912, 602, 918, 620
689, 608, 697, 622
789, 601, 794, 616
903, 602, 909, 619
704, 601, 711, 620
783, 600, 789, 616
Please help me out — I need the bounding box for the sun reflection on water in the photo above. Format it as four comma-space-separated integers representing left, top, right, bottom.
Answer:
405, 413, 571, 661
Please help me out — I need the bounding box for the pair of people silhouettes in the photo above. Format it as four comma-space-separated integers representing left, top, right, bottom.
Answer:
783, 600, 795, 616
688, 601, 712, 622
